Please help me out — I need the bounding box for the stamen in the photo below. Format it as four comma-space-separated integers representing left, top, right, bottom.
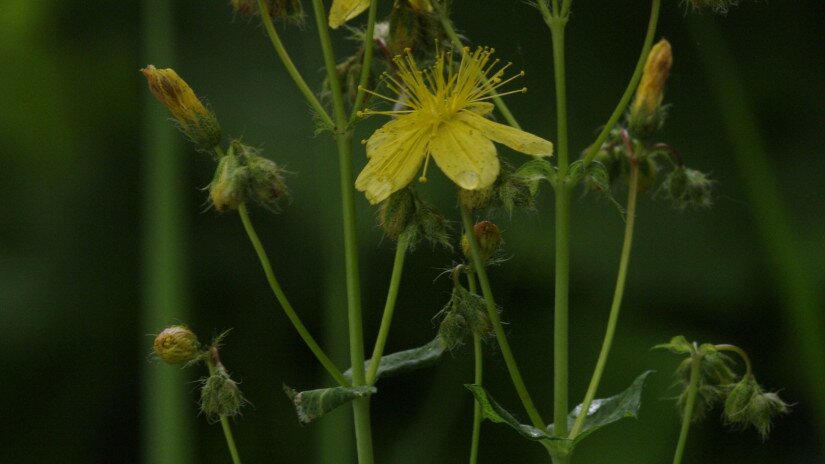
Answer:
418, 154, 432, 183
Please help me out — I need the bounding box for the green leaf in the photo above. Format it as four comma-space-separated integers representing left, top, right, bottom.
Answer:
514, 158, 556, 195
466, 371, 654, 456
564, 370, 654, 443
654, 335, 694, 354
283, 384, 376, 424
344, 336, 446, 382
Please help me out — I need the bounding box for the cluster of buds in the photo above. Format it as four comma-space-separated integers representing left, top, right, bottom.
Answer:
656, 336, 789, 438
209, 140, 289, 213
152, 326, 246, 421
141, 65, 222, 150
231, 0, 305, 24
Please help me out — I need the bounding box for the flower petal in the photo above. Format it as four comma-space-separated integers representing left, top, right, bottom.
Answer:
461, 111, 554, 157
429, 115, 499, 190
328, 0, 370, 29
355, 116, 430, 204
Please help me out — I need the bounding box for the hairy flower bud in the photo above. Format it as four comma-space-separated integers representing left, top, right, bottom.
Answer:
153, 325, 201, 365
141, 65, 221, 149
458, 186, 494, 211
210, 151, 248, 213
629, 40, 672, 138
245, 155, 288, 212
723, 376, 789, 439
461, 221, 502, 264
662, 166, 713, 209
388, 0, 441, 57
684, 0, 742, 14
200, 366, 245, 421
379, 188, 415, 240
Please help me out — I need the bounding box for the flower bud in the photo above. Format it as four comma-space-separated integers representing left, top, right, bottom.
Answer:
458, 186, 494, 211
723, 376, 789, 439
629, 40, 672, 138
141, 65, 222, 149
153, 325, 201, 365
379, 188, 415, 240
388, 0, 441, 57
461, 221, 502, 264
200, 366, 245, 421
245, 155, 288, 212
209, 151, 248, 213
662, 166, 713, 209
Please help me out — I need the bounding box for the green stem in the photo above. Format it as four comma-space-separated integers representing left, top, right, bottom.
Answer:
570, 158, 640, 439
349, 0, 379, 123
433, 1, 522, 130
672, 352, 702, 464
310, 1, 374, 462
206, 357, 242, 464
714, 344, 753, 379
237, 203, 350, 387
460, 206, 546, 430
546, 13, 572, 436
366, 233, 410, 385
467, 272, 482, 464
581, 0, 661, 167
256, 0, 335, 130
140, 2, 194, 463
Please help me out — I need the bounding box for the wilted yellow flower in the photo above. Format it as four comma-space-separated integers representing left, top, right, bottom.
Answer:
355, 47, 554, 204
328, 0, 370, 29
141, 65, 221, 148
632, 39, 673, 118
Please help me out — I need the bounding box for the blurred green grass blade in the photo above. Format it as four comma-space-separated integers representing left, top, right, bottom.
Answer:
140, 1, 194, 463
688, 17, 825, 455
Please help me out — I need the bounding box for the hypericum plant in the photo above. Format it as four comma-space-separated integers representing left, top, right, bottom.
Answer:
144, 0, 786, 463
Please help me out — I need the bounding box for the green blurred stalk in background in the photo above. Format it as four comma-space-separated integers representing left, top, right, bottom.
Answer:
689, 17, 825, 455
139, 1, 194, 463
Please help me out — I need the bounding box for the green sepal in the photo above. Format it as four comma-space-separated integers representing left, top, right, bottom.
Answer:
653, 335, 694, 354
514, 158, 556, 194
283, 384, 376, 424
344, 336, 446, 382
466, 371, 653, 455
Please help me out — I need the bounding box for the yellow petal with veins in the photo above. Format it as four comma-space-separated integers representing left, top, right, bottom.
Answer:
356, 116, 430, 204
328, 0, 370, 29
429, 114, 500, 190
461, 110, 554, 157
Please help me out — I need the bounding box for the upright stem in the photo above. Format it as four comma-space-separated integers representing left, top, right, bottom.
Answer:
237, 203, 350, 386
570, 159, 640, 439
672, 353, 702, 464
140, 2, 194, 463
547, 13, 571, 437
206, 357, 242, 464
467, 273, 483, 464
581, 0, 661, 167
256, 0, 335, 129
433, 1, 522, 130
366, 234, 409, 384
310, 1, 374, 461
460, 207, 546, 430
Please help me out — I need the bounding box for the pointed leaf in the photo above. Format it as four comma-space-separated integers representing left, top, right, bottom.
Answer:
567, 370, 654, 443
465, 384, 550, 441
283, 384, 376, 424
344, 336, 446, 382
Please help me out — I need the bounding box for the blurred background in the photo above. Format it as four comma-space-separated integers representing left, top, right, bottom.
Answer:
1, 0, 823, 462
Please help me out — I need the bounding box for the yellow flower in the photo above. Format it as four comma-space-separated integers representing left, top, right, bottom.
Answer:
355, 47, 553, 204
328, 0, 370, 29
632, 39, 673, 118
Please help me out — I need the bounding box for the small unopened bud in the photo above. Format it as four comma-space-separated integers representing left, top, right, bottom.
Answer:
629, 40, 672, 137
328, 0, 369, 29
246, 154, 288, 211
662, 166, 713, 209
232, 0, 305, 23
461, 221, 502, 264
210, 151, 248, 213
141, 65, 221, 149
200, 366, 245, 421
379, 188, 415, 239
153, 325, 201, 365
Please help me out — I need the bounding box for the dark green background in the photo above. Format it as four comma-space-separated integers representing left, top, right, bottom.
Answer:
1, 1, 823, 462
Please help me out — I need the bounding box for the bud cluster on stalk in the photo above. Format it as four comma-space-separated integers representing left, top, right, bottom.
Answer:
377, 188, 451, 249
209, 140, 289, 213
